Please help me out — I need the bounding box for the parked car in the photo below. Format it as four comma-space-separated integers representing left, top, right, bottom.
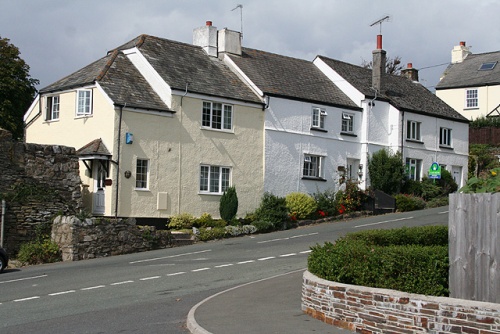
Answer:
0, 247, 8, 273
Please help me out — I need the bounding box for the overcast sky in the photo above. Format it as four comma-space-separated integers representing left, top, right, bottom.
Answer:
1, 0, 498, 92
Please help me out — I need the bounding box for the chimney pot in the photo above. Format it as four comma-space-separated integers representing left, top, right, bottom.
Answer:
377, 35, 383, 49
206, 21, 212, 26
407, 63, 412, 69
460, 41, 466, 46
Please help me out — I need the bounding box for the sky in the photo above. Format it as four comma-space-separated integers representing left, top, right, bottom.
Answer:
1, 0, 499, 92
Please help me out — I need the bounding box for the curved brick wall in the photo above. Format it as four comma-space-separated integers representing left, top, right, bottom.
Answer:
302, 270, 500, 333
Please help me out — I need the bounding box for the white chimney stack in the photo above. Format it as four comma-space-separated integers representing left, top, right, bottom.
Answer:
193, 21, 218, 57
451, 41, 471, 64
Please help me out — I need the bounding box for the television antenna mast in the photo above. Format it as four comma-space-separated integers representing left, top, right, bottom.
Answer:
370, 15, 390, 34
231, 4, 243, 38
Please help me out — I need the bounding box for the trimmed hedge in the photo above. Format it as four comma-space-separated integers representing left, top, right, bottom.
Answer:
308, 225, 449, 296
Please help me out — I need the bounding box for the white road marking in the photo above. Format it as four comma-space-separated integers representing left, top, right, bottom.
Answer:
354, 217, 413, 228
167, 272, 186, 276
257, 232, 318, 244
129, 249, 212, 264
81, 285, 105, 291
110, 280, 134, 286
258, 257, 276, 261
0, 274, 48, 284
14, 296, 40, 302
140, 276, 161, 281
191, 268, 210, 272
215, 264, 234, 268
300, 250, 312, 254
49, 290, 75, 296
279, 253, 296, 257
439, 211, 449, 214
237, 260, 255, 264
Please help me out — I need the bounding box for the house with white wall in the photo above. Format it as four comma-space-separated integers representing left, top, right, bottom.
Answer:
314, 36, 469, 187
436, 41, 500, 120
24, 30, 265, 221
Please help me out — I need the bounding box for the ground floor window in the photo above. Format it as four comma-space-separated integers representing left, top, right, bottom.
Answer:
406, 158, 421, 181
303, 154, 324, 179
135, 159, 149, 189
200, 165, 231, 194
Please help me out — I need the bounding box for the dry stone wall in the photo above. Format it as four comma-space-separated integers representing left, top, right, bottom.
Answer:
0, 128, 82, 253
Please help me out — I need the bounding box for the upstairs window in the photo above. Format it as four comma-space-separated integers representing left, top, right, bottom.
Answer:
76, 89, 92, 117
135, 159, 149, 189
341, 113, 354, 133
200, 165, 231, 194
303, 154, 324, 179
465, 89, 478, 108
440, 127, 452, 147
406, 120, 421, 141
202, 101, 233, 130
311, 107, 326, 130
46, 95, 60, 121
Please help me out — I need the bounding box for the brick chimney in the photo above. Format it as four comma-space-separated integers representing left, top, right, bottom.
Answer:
372, 34, 386, 92
401, 63, 419, 82
451, 41, 471, 63
193, 21, 218, 57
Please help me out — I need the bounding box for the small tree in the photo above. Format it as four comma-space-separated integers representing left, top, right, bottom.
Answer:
368, 149, 405, 195
219, 186, 238, 222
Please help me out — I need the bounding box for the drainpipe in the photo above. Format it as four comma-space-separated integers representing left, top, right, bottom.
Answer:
114, 105, 124, 218
1, 200, 5, 248
178, 84, 189, 214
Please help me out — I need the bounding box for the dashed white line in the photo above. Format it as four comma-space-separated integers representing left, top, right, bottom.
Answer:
191, 268, 210, 272
0, 274, 48, 284
215, 264, 234, 268
14, 296, 40, 302
257, 232, 318, 244
258, 256, 276, 261
280, 253, 297, 257
110, 280, 134, 286
140, 276, 161, 281
300, 250, 312, 254
129, 249, 212, 264
81, 285, 105, 291
167, 272, 186, 276
354, 217, 413, 228
237, 260, 255, 264
49, 290, 75, 296
439, 211, 449, 214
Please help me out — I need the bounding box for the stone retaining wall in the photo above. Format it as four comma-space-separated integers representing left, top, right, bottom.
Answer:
51, 216, 172, 261
302, 271, 500, 333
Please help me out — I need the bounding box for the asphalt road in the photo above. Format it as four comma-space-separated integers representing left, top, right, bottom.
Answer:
0, 206, 449, 333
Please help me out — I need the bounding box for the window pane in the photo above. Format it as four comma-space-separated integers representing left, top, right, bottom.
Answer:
221, 167, 230, 192
209, 166, 220, 192
312, 108, 319, 127
136, 159, 148, 188
200, 166, 209, 191
212, 103, 222, 129
202, 102, 211, 127
223, 105, 232, 130
52, 96, 60, 119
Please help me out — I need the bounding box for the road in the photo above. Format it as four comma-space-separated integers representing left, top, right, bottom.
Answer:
0, 207, 449, 333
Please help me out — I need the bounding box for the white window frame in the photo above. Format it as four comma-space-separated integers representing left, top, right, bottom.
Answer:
406, 158, 421, 181
202, 101, 233, 131
311, 107, 327, 129
135, 159, 149, 190
406, 120, 421, 141
303, 154, 324, 179
46, 95, 60, 121
341, 113, 354, 133
465, 89, 478, 109
76, 89, 92, 117
440, 127, 452, 147
199, 165, 231, 194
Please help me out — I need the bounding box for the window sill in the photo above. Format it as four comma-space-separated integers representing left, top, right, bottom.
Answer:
302, 176, 327, 182
44, 119, 60, 123
134, 188, 150, 192
406, 139, 423, 144
200, 127, 234, 134
439, 145, 454, 150
310, 127, 328, 133
340, 132, 357, 137
198, 192, 223, 196
75, 114, 93, 119
463, 107, 479, 110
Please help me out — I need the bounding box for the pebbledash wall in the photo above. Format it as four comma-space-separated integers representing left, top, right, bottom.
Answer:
0, 128, 82, 253
302, 271, 500, 334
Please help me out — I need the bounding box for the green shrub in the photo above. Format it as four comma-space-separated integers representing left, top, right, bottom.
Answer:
311, 188, 337, 216
198, 227, 227, 241
251, 220, 275, 233
308, 226, 449, 296
425, 196, 449, 208
395, 194, 426, 212
219, 186, 238, 222
368, 149, 405, 195
253, 192, 289, 229
419, 178, 442, 201
194, 213, 214, 228
17, 239, 61, 265
460, 167, 500, 193
335, 181, 365, 214
401, 178, 423, 196
285, 192, 317, 220
168, 213, 196, 230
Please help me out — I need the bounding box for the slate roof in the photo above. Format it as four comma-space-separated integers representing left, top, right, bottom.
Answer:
436, 51, 500, 90
39, 34, 263, 111
76, 138, 111, 157
318, 56, 469, 123
227, 48, 360, 110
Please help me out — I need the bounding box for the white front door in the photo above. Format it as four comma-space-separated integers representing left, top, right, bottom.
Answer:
452, 166, 462, 188
93, 163, 106, 215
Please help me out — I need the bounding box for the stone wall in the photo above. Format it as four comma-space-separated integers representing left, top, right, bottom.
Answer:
302, 271, 500, 333
51, 216, 172, 261
0, 128, 82, 253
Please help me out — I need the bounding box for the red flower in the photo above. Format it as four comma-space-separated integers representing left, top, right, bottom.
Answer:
318, 210, 326, 217
338, 204, 346, 214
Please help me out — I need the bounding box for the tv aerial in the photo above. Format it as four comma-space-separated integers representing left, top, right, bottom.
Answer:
370, 15, 390, 34
231, 4, 243, 38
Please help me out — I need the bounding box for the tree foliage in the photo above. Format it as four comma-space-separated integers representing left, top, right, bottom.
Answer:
361, 55, 404, 75
368, 149, 405, 195
0, 36, 39, 139
219, 186, 238, 222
